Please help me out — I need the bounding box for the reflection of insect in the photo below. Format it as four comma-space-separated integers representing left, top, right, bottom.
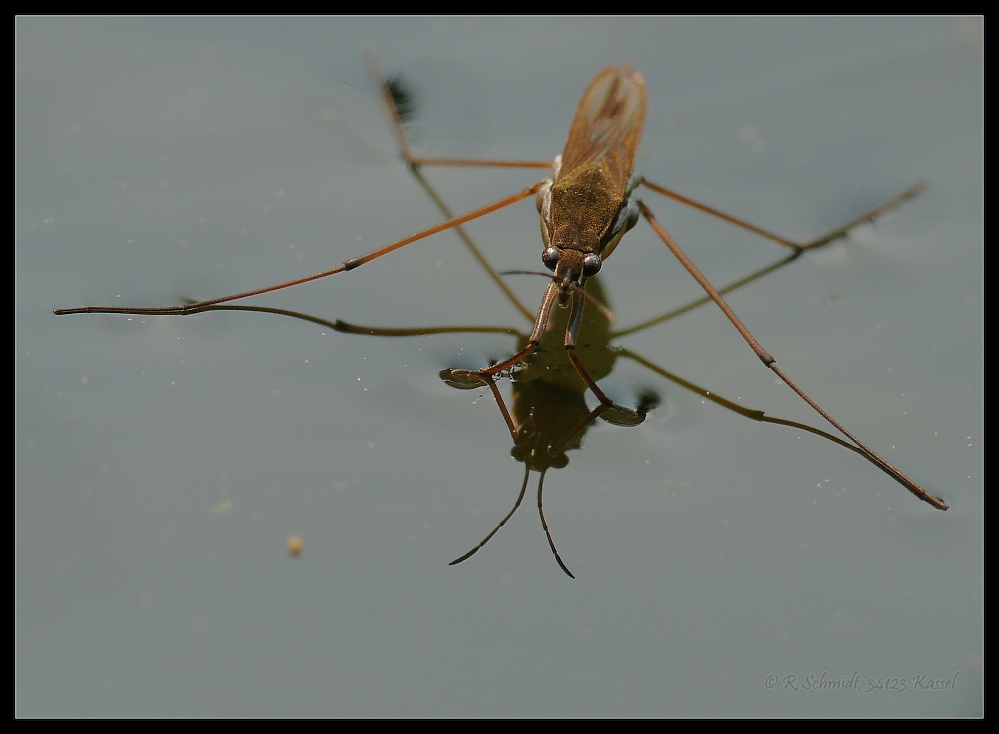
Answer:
55, 58, 948, 574
190, 269, 888, 578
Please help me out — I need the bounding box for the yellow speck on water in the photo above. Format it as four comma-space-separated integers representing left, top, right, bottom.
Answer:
286, 535, 304, 557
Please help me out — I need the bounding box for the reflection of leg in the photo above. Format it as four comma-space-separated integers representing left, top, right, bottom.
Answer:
618, 346, 920, 487
440, 280, 560, 389
801, 181, 927, 251
481, 377, 520, 443
639, 201, 947, 512
564, 292, 646, 427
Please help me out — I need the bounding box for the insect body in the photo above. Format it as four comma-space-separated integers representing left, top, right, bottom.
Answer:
542, 65, 646, 300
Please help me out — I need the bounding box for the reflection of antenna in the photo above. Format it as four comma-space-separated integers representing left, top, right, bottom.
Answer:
449, 464, 576, 579
450, 465, 530, 568
537, 469, 574, 579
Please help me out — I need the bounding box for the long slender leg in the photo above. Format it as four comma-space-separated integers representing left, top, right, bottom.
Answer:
562, 290, 612, 402
442, 280, 559, 389
639, 201, 947, 511
407, 165, 537, 322
612, 249, 802, 339
367, 55, 542, 322
367, 56, 552, 423
639, 178, 802, 250
53, 182, 544, 317
639, 178, 926, 252
366, 55, 553, 172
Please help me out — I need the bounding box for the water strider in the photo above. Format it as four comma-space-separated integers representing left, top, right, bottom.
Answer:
54, 59, 948, 575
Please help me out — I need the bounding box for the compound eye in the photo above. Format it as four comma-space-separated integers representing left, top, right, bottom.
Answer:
582, 254, 602, 277
542, 246, 560, 271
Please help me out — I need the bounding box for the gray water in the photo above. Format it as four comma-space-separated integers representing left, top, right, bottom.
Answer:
17, 17, 982, 716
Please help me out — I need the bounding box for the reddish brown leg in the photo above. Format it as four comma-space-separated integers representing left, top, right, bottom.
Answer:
54, 182, 545, 317
638, 201, 947, 511
366, 55, 553, 173
639, 178, 926, 252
